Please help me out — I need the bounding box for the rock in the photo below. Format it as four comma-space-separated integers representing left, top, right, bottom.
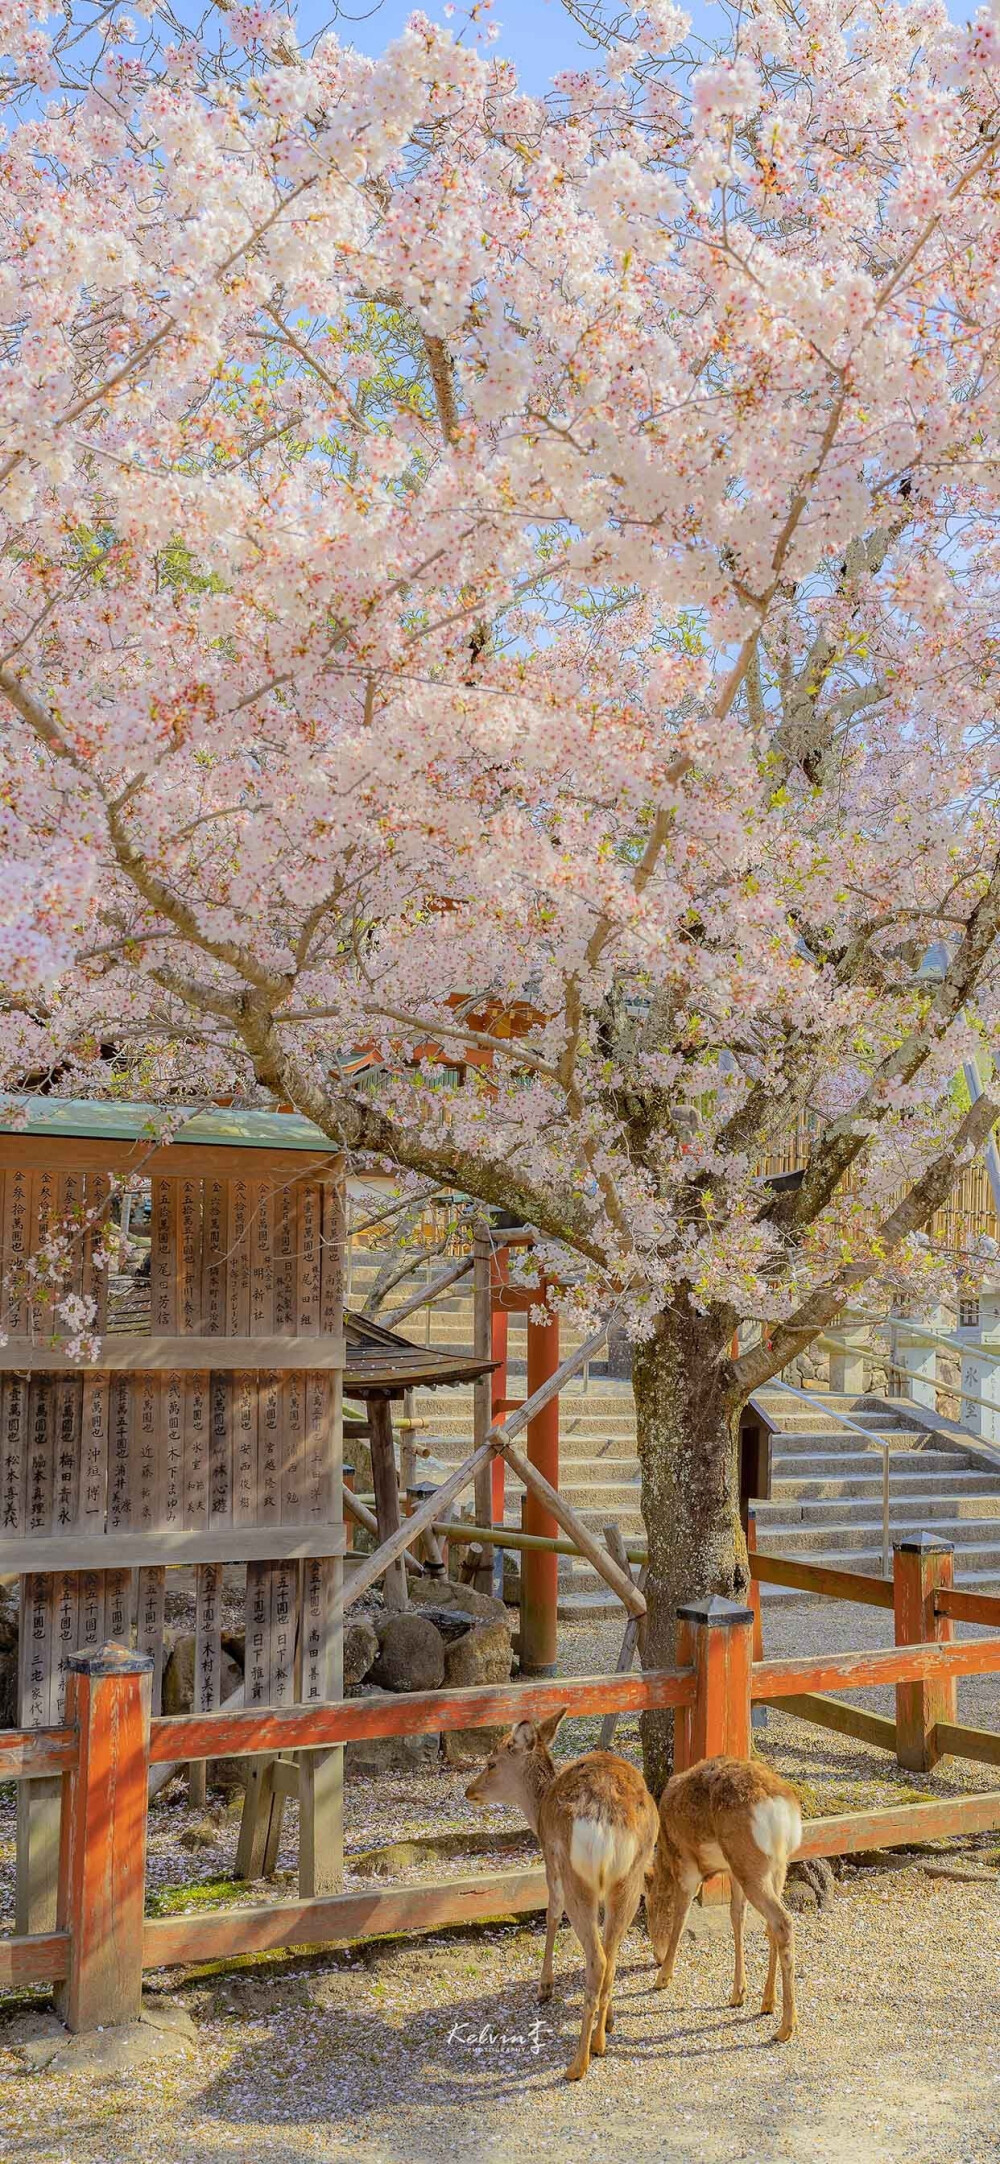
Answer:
345, 1730, 440, 1777
408, 1575, 508, 1626
444, 1620, 513, 1690
15, 1997, 197, 2076
370, 1612, 445, 1692
179, 1816, 220, 1852
415, 1605, 476, 1644
443, 1725, 507, 1767
441, 1625, 513, 1764
344, 1615, 379, 1689
502, 1551, 520, 1604
162, 1634, 242, 1717
785, 1856, 835, 1911
161, 1632, 246, 1794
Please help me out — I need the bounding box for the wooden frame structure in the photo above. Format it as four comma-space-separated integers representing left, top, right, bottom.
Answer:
4, 1569, 1000, 2023
0, 1099, 346, 1926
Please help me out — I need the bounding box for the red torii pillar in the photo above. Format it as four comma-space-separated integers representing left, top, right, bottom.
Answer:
523, 1303, 561, 1673
493, 1265, 561, 1675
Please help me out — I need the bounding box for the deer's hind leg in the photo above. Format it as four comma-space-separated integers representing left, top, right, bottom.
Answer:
561, 1866, 606, 2081
728, 1876, 747, 2008
539, 1872, 563, 2005
654, 1860, 701, 1992
593, 1860, 646, 2054
744, 1871, 797, 2043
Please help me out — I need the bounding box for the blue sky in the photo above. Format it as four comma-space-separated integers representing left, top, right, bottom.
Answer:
295, 0, 979, 93
301, 0, 738, 93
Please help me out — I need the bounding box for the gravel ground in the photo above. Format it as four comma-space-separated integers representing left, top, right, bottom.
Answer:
2, 1873, 999, 2164
2, 1596, 1000, 2161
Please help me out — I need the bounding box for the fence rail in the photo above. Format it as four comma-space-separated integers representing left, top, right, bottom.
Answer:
3, 1547, 1000, 2028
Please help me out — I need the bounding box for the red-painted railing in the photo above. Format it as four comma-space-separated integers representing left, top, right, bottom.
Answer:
2, 1554, 1000, 2033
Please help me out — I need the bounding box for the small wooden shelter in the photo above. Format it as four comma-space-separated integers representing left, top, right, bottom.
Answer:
0, 1098, 346, 1928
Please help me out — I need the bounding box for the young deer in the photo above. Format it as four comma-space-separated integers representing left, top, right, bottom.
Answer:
646, 1756, 802, 2042
466, 1710, 658, 2080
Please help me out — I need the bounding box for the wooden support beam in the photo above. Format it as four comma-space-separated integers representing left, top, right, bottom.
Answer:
472, 1222, 497, 1600
150, 1665, 696, 1764
0, 1525, 345, 1574
749, 1554, 895, 1609
0, 1334, 345, 1373
384, 1254, 475, 1329
343, 1486, 425, 1576
144, 1866, 550, 1969
368, 1394, 407, 1612
501, 1441, 645, 1619
934, 1720, 1000, 1768
796, 1790, 1000, 1859
934, 1586, 1000, 1630
0, 1932, 70, 1987
759, 1692, 897, 1752
752, 1636, 1000, 1699
55, 1643, 152, 2033
894, 1536, 956, 1774
0, 1727, 78, 1780
598, 1526, 647, 1750
332, 1321, 610, 1621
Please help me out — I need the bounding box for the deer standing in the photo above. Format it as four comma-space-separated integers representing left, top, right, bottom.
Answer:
466, 1710, 659, 2080
645, 1756, 802, 2042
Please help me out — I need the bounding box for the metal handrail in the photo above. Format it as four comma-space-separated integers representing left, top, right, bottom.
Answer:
768, 1375, 894, 1579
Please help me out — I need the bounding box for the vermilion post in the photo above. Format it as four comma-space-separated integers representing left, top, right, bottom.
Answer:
490, 1248, 509, 1526
893, 1534, 956, 1772
56, 1642, 152, 2034
674, 1595, 754, 1903
520, 1304, 560, 1674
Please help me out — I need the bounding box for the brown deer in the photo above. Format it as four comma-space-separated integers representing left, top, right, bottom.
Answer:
466, 1710, 659, 2080
645, 1756, 802, 2042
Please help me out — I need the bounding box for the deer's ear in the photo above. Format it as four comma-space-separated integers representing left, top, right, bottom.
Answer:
512, 1720, 537, 1749
536, 1708, 568, 1746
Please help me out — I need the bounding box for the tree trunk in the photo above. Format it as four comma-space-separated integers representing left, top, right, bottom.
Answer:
634, 1308, 748, 1796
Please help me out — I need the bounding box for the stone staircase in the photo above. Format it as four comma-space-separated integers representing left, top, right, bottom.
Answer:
349, 1252, 1000, 1614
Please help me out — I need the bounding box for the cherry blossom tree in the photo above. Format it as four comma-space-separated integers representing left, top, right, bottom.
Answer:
4, 0, 1000, 1781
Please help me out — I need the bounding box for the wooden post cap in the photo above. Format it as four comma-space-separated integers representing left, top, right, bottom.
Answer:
406, 1483, 437, 1503
66, 1642, 155, 1678
342, 1462, 356, 1477
676, 1594, 756, 1628
894, 1533, 955, 1555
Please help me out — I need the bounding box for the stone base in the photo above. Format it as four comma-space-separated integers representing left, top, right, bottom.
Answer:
13, 1996, 197, 2076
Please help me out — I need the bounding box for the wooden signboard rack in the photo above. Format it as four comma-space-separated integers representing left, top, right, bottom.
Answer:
0, 1100, 346, 1930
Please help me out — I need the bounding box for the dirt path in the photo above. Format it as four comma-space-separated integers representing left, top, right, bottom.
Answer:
2, 1869, 999, 2164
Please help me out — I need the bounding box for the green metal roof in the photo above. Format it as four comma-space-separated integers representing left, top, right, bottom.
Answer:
0, 1097, 336, 1152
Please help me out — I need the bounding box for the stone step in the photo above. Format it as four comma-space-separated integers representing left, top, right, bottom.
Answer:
773, 1448, 965, 1478
757, 1490, 1000, 1529
759, 1514, 1000, 1556
766, 1419, 926, 1443
770, 1469, 1000, 1502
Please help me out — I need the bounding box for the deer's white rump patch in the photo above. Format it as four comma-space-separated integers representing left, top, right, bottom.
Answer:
569, 1818, 639, 1894
750, 1795, 802, 1862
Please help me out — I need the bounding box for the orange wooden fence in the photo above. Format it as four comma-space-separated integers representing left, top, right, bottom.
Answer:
3, 1560, 1000, 2030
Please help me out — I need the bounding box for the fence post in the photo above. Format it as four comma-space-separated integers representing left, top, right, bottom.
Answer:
674, 1595, 754, 1904
892, 1535, 956, 1773
56, 1642, 153, 2034
520, 1303, 560, 1675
